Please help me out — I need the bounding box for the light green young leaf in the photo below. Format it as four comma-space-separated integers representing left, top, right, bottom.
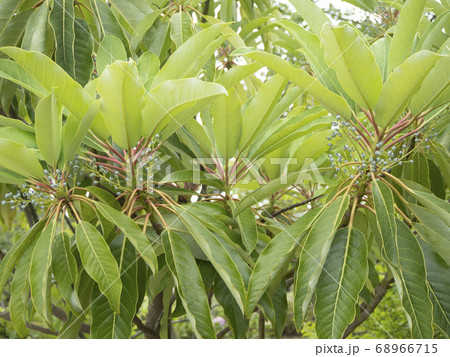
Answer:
388, 0, 427, 72
293, 196, 349, 329
96, 35, 127, 76
98, 60, 144, 149
321, 24, 382, 109
21, 1, 49, 52
75, 221, 122, 313
372, 36, 392, 82
137, 50, 160, 83
232, 48, 352, 119
163, 231, 216, 338
0, 138, 43, 179
142, 78, 227, 139
94, 202, 158, 273
211, 87, 242, 160
374, 50, 438, 128
314, 227, 368, 338
170, 11, 194, 48
0, 47, 93, 120
35, 92, 62, 167
289, 0, 330, 36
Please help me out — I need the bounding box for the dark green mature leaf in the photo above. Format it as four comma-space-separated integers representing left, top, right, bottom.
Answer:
35, 92, 62, 167
419, 240, 450, 337
0, 220, 45, 294
176, 207, 247, 314
29, 220, 57, 326
91, 236, 138, 339
73, 18, 94, 86
214, 274, 249, 338
236, 208, 258, 253
410, 204, 450, 265
52, 233, 82, 315
163, 231, 216, 338
75, 221, 122, 312
315, 228, 368, 338
293, 196, 349, 328
393, 220, 433, 338
10, 237, 37, 337
372, 180, 398, 266
246, 207, 322, 315
94, 202, 158, 273
50, 0, 76, 79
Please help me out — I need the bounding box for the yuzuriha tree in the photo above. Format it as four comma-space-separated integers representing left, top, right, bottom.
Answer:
0, 0, 448, 339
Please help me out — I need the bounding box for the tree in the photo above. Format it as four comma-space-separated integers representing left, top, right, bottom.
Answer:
0, 0, 449, 339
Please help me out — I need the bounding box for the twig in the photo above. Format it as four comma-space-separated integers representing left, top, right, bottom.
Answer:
270, 195, 323, 218
343, 275, 394, 338
0, 312, 57, 336
217, 326, 231, 338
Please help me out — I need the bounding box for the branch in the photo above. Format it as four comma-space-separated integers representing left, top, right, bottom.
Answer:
343, 275, 394, 338
270, 195, 323, 218
217, 326, 231, 339
0, 312, 57, 336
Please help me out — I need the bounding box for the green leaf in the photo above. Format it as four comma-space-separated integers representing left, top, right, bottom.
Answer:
21, 1, 49, 52
91, 235, 138, 338
419, 240, 450, 337
49, 0, 76, 79
289, 0, 330, 36
374, 50, 438, 128
176, 207, 247, 314
98, 60, 144, 149
94, 202, 158, 273
372, 36, 391, 82
214, 274, 249, 338
232, 48, 352, 119
236, 208, 258, 253
160, 169, 225, 191
0, 47, 93, 120
314, 227, 368, 338
29, 220, 57, 326
131, 9, 164, 51
0, 0, 26, 40
10, 237, 37, 337
402, 180, 450, 227
211, 87, 242, 160
293, 196, 349, 328
152, 23, 228, 87
321, 24, 382, 110
388, 0, 427, 72
239, 74, 287, 151
0, 220, 45, 294
96, 35, 127, 76
87, 186, 121, 211
0, 59, 47, 96
0, 7, 31, 48
393, 219, 433, 338
75, 221, 122, 312
410, 55, 450, 115
62, 101, 100, 163
170, 11, 193, 48
35, 92, 62, 167
372, 180, 398, 266
73, 18, 94, 86
246, 207, 322, 315
137, 50, 159, 83
0, 127, 36, 148
142, 78, 227, 139
163, 230, 216, 338
0, 114, 34, 133
52, 232, 82, 315
0, 138, 43, 179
